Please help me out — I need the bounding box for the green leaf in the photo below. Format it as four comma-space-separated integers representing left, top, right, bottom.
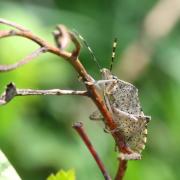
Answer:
47, 169, 76, 180
0, 150, 21, 180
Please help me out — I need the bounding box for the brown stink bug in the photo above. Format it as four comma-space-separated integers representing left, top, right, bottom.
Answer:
77, 35, 151, 160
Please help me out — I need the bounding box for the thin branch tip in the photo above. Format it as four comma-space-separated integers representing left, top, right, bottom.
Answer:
0, 47, 47, 72
0, 18, 29, 31
73, 121, 112, 180
72, 121, 83, 128
0, 82, 17, 105
0, 82, 88, 105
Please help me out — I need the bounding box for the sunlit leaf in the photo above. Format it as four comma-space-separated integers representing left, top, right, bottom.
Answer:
0, 150, 21, 180
47, 169, 75, 180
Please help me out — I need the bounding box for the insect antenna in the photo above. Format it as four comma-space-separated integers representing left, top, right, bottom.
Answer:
73, 31, 102, 70
110, 38, 117, 71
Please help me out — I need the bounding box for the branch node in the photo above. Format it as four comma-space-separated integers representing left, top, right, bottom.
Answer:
0, 82, 17, 105
9, 30, 16, 35
53, 25, 70, 50
72, 121, 83, 128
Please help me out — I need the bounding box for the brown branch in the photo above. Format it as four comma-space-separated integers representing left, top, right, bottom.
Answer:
73, 122, 112, 180
53, 25, 71, 49
0, 82, 88, 105
0, 18, 29, 31
0, 29, 70, 59
53, 26, 81, 60
115, 160, 128, 180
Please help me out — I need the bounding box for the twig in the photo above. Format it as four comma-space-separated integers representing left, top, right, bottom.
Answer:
0, 82, 88, 105
73, 122, 112, 180
0, 47, 47, 72
53, 25, 81, 60
0, 18, 29, 31
0, 29, 71, 61
114, 160, 128, 180
53, 25, 70, 49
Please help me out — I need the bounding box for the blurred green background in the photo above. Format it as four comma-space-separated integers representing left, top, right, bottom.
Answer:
0, 0, 180, 179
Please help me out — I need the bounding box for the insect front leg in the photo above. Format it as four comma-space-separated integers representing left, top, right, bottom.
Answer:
92, 79, 117, 91
112, 107, 138, 122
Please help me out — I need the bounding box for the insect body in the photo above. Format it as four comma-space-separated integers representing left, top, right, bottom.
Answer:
77, 34, 151, 159
90, 69, 151, 159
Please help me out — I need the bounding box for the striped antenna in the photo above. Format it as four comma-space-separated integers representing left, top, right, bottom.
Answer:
73, 31, 101, 70
110, 38, 117, 71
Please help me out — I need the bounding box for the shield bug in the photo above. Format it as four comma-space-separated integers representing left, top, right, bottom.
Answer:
78, 35, 151, 160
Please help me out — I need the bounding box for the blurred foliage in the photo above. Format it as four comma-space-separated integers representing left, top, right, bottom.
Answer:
47, 169, 75, 180
0, 0, 180, 180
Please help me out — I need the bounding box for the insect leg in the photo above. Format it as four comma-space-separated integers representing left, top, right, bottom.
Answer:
89, 110, 103, 121
112, 107, 138, 122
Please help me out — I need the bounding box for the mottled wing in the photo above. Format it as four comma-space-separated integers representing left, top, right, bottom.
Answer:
112, 107, 149, 153
126, 118, 148, 153
109, 80, 142, 115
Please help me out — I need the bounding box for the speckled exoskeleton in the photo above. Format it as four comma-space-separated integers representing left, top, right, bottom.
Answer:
90, 68, 151, 160
78, 35, 151, 160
